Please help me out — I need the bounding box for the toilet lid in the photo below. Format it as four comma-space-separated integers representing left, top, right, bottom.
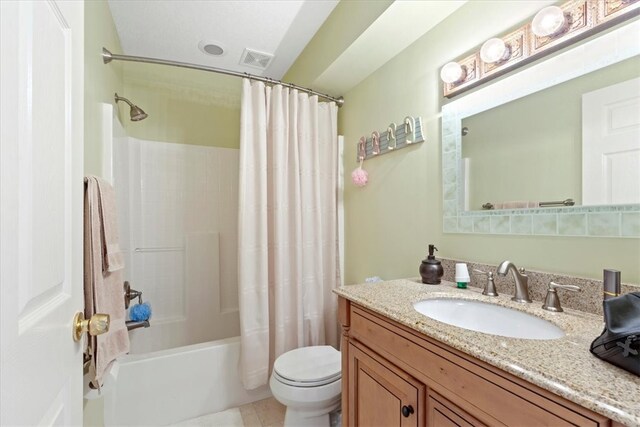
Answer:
273, 346, 341, 386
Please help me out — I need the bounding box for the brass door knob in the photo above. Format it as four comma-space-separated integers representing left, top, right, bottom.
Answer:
73, 312, 110, 342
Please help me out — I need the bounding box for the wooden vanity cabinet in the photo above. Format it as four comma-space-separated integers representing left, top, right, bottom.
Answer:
349, 341, 425, 426
338, 297, 616, 427
427, 391, 486, 427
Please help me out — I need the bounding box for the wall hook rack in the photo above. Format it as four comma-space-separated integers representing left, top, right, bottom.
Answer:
355, 116, 424, 162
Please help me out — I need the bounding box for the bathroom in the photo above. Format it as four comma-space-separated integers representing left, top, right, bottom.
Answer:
0, 0, 640, 425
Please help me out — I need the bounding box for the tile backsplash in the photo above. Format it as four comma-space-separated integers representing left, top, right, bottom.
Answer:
440, 258, 638, 316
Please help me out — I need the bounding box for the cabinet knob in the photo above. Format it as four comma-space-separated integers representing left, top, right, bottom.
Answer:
401, 405, 414, 418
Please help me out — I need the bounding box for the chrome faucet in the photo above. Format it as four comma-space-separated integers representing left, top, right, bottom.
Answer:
496, 260, 532, 303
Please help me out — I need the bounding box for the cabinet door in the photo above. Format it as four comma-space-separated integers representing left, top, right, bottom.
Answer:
427, 391, 486, 427
348, 342, 424, 427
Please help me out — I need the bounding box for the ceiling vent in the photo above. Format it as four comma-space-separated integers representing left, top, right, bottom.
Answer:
240, 48, 274, 70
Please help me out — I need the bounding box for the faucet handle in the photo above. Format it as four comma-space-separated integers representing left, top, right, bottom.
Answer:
542, 281, 581, 312
473, 269, 498, 297
519, 267, 527, 275
549, 281, 581, 292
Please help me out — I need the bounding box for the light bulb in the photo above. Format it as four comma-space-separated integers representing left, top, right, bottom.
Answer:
480, 38, 510, 64
532, 6, 566, 37
440, 62, 466, 84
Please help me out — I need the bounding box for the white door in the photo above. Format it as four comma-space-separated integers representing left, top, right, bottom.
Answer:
1, 1, 84, 425
582, 77, 640, 205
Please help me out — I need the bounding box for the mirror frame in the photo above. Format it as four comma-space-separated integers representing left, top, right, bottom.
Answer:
441, 20, 640, 238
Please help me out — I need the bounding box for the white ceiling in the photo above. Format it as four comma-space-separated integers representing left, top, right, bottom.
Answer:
108, 0, 339, 79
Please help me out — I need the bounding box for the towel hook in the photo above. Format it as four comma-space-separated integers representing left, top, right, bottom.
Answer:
371, 131, 381, 155
358, 136, 367, 161
387, 123, 397, 150
404, 116, 415, 145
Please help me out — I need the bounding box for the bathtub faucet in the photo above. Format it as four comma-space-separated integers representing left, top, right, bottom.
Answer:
124, 281, 143, 308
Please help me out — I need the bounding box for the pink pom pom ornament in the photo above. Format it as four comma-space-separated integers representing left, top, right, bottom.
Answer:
352, 136, 369, 187
351, 166, 368, 187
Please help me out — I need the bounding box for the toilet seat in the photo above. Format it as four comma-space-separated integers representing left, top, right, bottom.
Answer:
272, 346, 341, 387
272, 369, 340, 387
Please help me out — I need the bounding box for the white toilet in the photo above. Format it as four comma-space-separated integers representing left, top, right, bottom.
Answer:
269, 345, 341, 427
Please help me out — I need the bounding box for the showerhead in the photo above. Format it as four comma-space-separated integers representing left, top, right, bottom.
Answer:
129, 105, 148, 121
114, 93, 148, 121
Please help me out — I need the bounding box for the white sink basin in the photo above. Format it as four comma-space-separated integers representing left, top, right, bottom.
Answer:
413, 298, 564, 340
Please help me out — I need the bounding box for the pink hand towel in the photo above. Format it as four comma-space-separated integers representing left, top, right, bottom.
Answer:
493, 201, 540, 210
95, 178, 125, 272
84, 176, 130, 388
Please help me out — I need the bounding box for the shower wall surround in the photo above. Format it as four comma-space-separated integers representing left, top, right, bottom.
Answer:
113, 134, 240, 354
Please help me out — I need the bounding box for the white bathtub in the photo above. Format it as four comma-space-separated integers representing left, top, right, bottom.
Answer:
104, 337, 272, 426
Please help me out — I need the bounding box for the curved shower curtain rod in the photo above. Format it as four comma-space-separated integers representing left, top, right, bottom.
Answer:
102, 48, 344, 107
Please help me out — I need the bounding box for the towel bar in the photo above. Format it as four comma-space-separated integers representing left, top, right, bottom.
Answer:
482, 198, 575, 210
539, 198, 575, 207
134, 246, 184, 253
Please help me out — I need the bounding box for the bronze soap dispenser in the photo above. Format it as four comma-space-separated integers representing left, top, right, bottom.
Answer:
420, 244, 444, 285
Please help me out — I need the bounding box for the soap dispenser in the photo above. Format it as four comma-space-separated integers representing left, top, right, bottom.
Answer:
420, 244, 444, 285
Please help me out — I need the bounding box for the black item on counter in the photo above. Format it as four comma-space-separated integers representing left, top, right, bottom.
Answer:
419, 244, 444, 285
590, 292, 640, 377
603, 269, 621, 300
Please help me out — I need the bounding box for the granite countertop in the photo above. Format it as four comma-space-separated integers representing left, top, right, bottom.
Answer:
334, 279, 640, 426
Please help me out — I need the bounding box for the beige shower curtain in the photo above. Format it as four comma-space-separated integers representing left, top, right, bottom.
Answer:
238, 79, 340, 390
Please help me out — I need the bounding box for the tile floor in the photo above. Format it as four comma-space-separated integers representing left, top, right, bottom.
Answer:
173, 397, 286, 427
177, 397, 341, 427
170, 408, 244, 426
239, 398, 286, 427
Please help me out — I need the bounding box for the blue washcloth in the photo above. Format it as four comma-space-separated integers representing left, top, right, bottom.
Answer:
130, 302, 151, 322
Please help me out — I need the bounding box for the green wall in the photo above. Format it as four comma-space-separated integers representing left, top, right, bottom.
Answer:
84, 1, 241, 180
289, 1, 640, 285
84, 0, 124, 176
121, 62, 241, 148
83, 3, 121, 426
462, 57, 640, 209
84, 0, 639, 287
284, 0, 393, 88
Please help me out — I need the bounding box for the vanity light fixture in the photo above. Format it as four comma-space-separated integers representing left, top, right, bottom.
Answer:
532, 6, 568, 38
440, 62, 467, 84
440, 0, 640, 98
480, 38, 511, 64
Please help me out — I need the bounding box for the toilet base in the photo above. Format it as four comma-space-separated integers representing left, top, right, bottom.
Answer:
283, 401, 340, 427
269, 345, 342, 427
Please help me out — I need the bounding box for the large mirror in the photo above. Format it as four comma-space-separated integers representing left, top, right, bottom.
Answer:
442, 21, 640, 238
462, 58, 639, 211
